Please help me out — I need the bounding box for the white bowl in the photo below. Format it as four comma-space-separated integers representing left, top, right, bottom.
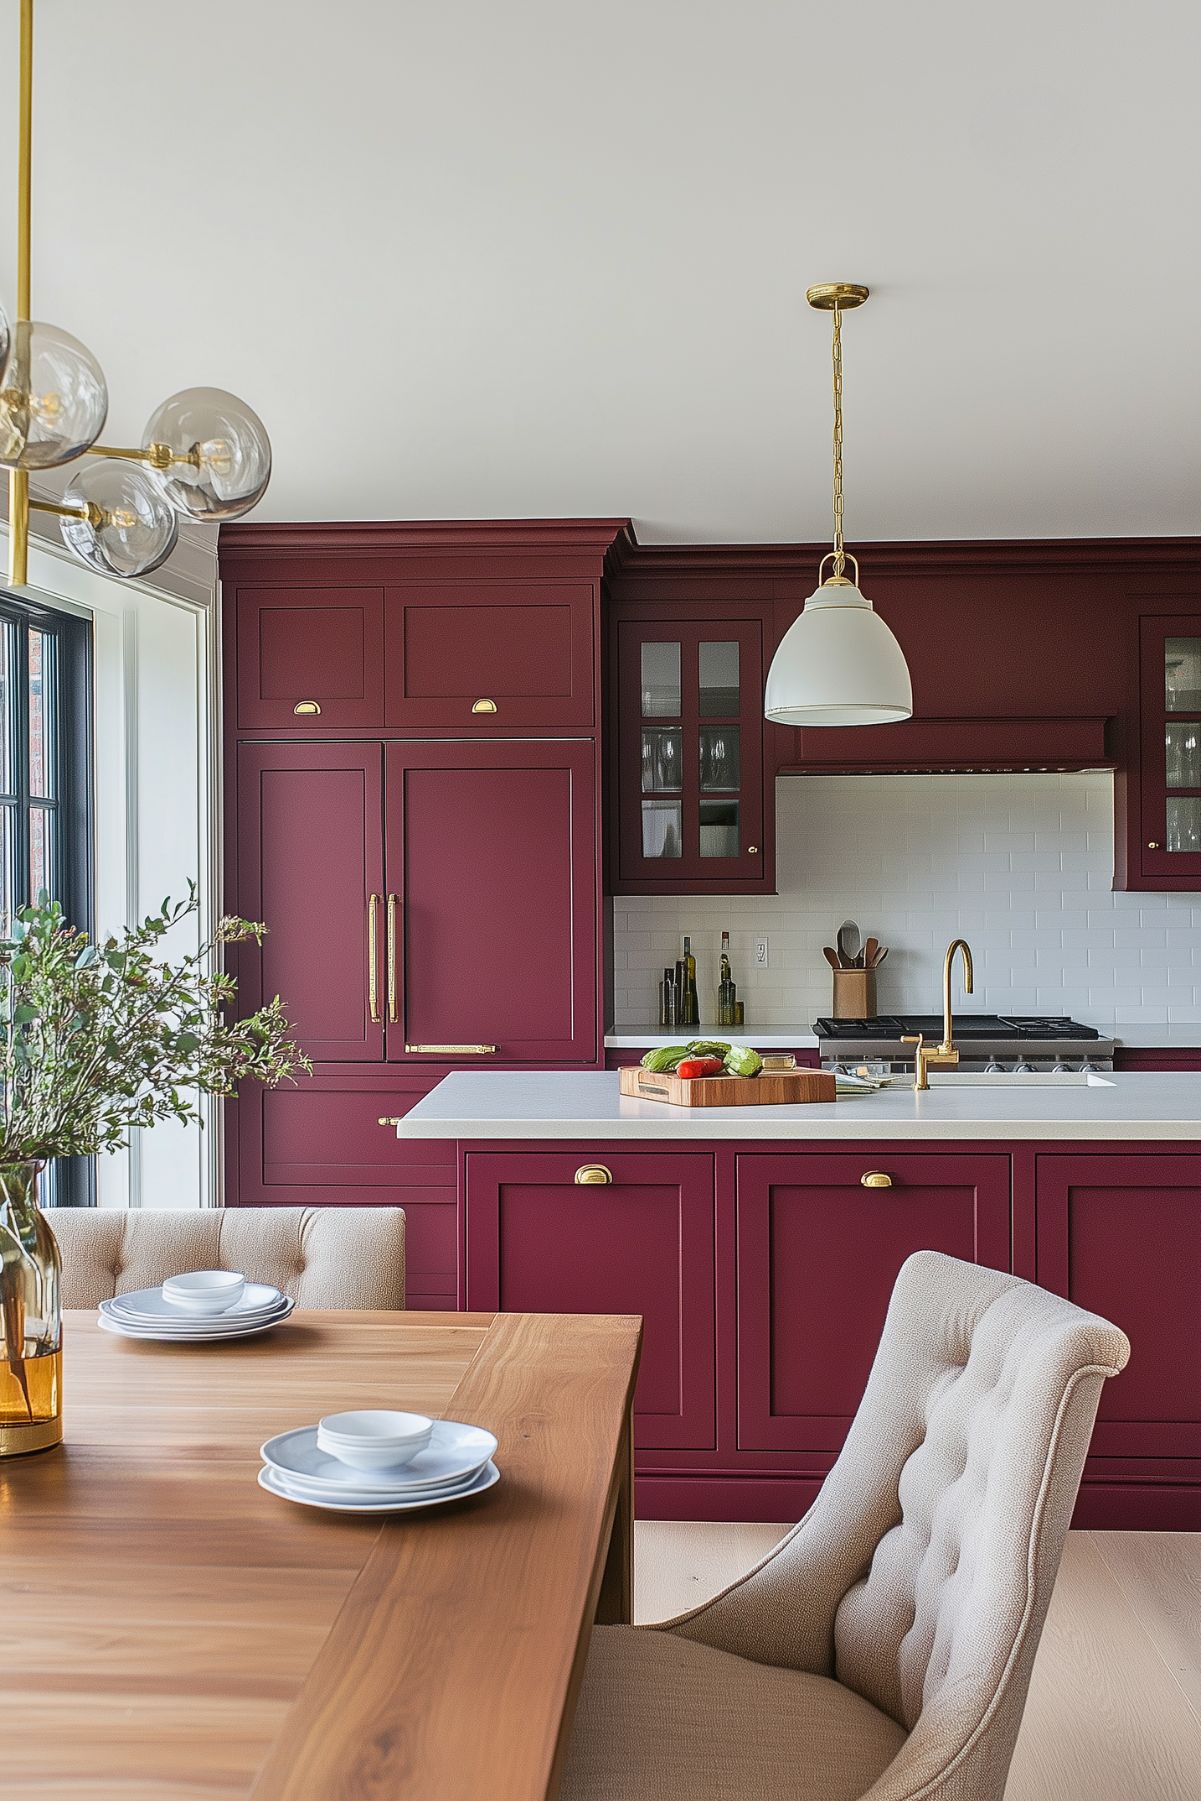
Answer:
316, 1409, 434, 1470
161, 1270, 247, 1316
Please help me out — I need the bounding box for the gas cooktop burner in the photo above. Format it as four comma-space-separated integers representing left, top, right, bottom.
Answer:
813, 1014, 1103, 1042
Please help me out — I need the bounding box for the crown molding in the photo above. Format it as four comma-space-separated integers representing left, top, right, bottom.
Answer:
219, 517, 633, 561
606, 533, 1201, 579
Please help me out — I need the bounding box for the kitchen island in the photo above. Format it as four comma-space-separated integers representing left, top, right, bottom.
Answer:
393, 1071, 1201, 1531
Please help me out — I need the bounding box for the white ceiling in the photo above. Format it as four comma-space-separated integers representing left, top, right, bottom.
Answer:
1, 0, 1198, 543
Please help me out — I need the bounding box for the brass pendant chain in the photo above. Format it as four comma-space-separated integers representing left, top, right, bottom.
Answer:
831, 301, 845, 578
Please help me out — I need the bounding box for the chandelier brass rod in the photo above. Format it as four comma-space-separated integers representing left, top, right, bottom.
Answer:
7, 0, 35, 586
29, 496, 88, 522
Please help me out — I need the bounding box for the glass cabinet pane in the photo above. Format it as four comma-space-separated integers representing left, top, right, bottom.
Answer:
641, 727, 682, 793
699, 725, 740, 791
699, 798, 739, 857
698, 641, 739, 717
641, 799, 683, 858
1165, 723, 1201, 790
1167, 797, 1201, 853
641, 642, 681, 718
1165, 638, 1201, 713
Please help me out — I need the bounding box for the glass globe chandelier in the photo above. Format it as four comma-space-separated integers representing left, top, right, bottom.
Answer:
764, 283, 912, 727
0, 0, 270, 587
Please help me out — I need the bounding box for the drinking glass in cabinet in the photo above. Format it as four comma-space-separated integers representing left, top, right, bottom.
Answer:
1167, 796, 1201, 853
700, 726, 740, 791
642, 728, 682, 794
698, 641, 740, 717
1165, 638, 1201, 713
641, 642, 681, 718
642, 799, 683, 858
699, 798, 739, 857
1165, 723, 1201, 790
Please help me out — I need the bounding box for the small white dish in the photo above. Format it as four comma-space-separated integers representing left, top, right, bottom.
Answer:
104, 1282, 285, 1325
258, 1458, 500, 1515
97, 1296, 295, 1343
161, 1270, 247, 1315
261, 1419, 497, 1493
316, 1409, 434, 1470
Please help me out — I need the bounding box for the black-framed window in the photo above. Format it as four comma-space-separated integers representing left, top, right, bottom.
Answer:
0, 592, 93, 1204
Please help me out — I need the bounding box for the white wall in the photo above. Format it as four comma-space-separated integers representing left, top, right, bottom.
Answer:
8, 523, 218, 1208
611, 772, 1201, 1030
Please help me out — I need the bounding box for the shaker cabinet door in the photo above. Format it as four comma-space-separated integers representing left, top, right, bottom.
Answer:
464, 1150, 716, 1449
736, 1151, 1012, 1454
235, 743, 385, 1062
384, 740, 598, 1064
234, 585, 385, 730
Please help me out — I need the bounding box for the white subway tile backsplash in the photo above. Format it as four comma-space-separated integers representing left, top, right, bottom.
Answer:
611, 773, 1200, 1030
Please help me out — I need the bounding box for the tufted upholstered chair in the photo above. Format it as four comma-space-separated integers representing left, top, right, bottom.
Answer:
561, 1250, 1129, 1801
46, 1206, 406, 1311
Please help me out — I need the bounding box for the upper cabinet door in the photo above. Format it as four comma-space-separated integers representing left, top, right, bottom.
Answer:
235, 743, 385, 1062
384, 740, 598, 1063
614, 616, 770, 893
1139, 614, 1201, 886
383, 583, 596, 730
234, 586, 385, 730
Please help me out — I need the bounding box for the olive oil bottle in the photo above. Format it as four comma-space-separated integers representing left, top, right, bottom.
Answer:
682, 936, 699, 1027
717, 930, 738, 1027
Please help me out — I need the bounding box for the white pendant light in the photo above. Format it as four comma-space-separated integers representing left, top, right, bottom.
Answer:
764, 283, 912, 727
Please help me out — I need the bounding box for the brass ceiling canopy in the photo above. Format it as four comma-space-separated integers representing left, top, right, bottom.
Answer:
805, 283, 870, 312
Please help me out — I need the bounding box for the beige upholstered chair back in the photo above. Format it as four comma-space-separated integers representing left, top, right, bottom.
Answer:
46, 1206, 406, 1311
671, 1251, 1129, 1800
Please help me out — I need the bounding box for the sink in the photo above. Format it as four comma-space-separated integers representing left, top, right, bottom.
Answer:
926, 1071, 1115, 1088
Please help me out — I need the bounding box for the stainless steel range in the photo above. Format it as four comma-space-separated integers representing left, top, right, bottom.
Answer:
814, 1014, 1116, 1075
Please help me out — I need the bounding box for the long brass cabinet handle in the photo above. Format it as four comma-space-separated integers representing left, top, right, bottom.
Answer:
367, 894, 381, 1023
378, 1116, 402, 1127
575, 1164, 613, 1186
404, 1043, 498, 1055
860, 1171, 893, 1189
387, 894, 400, 1023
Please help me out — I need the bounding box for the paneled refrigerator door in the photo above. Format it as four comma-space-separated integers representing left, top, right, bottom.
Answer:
235, 743, 386, 1062
384, 740, 598, 1064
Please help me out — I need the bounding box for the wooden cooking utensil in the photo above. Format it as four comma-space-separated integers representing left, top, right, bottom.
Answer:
863, 936, 879, 968
871, 946, 888, 967
823, 947, 841, 971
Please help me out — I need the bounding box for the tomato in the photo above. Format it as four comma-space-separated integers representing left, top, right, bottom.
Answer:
676, 1056, 725, 1079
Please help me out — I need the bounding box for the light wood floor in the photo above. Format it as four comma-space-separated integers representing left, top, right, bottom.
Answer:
634, 1524, 1201, 1801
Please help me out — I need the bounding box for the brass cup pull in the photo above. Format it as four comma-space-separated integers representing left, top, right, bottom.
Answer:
861, 1171, 893, 1189
377, 1116, 402, 1127
367, 894, 381, 1023
471, 697, 498, 714
293, 700, 321, 716
575, 1164, 613, 1186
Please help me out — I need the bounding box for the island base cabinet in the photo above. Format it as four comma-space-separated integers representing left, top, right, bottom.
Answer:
736, 1152, 1012, 1454
1036, 1153, 1201, 1527
464, 1151, 716, 1451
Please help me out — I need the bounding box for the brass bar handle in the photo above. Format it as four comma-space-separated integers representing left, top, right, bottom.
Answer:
404, 1043, 498, 1055
387, 894, 400, 1023
367, 894, 381, 1023
860, 1171, 894, 1189
377, 1116, 402, 1127
575, 1164, 613, 1186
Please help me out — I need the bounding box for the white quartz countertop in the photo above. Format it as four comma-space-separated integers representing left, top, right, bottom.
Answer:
394, 1070, 1201, 1141
604, 1023, 1201, 1050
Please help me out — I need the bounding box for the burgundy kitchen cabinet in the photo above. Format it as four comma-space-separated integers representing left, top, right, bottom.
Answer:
1121, 613, 1201, 889
464, 1150, 716, 1450
234, 585, 385, 731
231, 1071, 457, 1308
736, 1151, 1012, 1453
383, 583, 595, 731
235, 742, 385, 1063
1112, 1048, 1201, 1071
385, 740, 598, 1064
610, 608, 773, 894
1035, 1154, 1201, 1477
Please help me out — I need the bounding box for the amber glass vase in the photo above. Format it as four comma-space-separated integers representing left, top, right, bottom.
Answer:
0, 1162, 62, 1457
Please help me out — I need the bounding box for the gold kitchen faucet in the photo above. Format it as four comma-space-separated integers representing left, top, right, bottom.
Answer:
903, 938, 975, 1090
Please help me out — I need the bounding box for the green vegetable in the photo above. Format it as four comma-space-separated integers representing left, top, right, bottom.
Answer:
722, 1044, 763, 1078
640, 1044, 690, 1073
686, 1040, 730, 1059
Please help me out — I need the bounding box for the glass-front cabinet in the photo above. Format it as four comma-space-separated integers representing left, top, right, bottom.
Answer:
614, 614, 772, 892
1140, 615, 1201, 886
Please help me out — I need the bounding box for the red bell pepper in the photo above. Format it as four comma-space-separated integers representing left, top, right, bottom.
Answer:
676, 1056, 725, 1079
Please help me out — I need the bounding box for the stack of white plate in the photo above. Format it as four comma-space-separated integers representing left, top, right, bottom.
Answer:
258, 1418, 500, 1514
98, 1282, 296, 1342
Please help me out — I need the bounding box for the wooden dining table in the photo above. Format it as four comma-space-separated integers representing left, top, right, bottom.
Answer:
0, 1307, 642, 1800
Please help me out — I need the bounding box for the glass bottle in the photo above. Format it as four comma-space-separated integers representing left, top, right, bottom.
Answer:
718, 929, 738, 1028
660, 967, 678, 1030
0, 1162, 62, 1458
682, 937, 699, 1027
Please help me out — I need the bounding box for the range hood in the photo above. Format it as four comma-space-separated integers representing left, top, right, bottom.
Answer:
775, 714, 1114, 775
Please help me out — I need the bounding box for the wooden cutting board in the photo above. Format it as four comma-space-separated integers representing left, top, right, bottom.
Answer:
619, 1066, 836, 1107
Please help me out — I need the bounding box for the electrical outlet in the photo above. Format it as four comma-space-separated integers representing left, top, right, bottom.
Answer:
754, 936, 769, 968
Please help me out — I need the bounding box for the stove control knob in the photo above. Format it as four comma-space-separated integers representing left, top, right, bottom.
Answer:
1013, 1062, 1034, 1073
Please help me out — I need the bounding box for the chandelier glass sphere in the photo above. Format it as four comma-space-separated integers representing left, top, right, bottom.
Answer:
2, 0, 271, 586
